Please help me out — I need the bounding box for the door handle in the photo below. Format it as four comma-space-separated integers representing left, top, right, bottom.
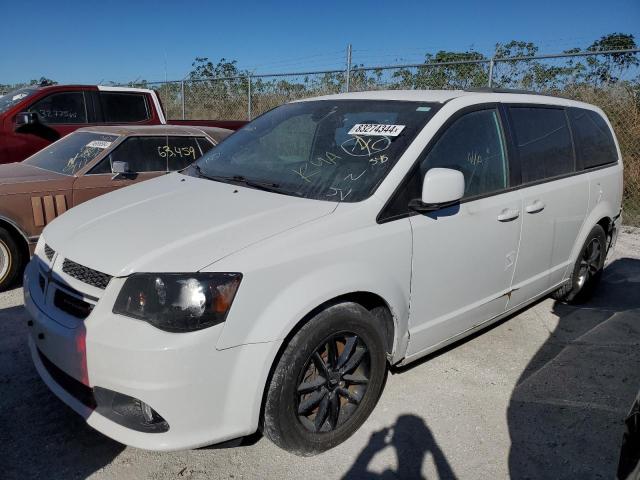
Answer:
525, 200, 545, 214
497, 208, 520, 222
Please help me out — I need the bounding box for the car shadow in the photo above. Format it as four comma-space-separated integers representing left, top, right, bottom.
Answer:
343, 414, 457, 480
0, 304, 124, 480
507, 257, 640, 479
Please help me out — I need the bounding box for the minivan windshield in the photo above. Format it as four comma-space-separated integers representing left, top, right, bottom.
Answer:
0, 88, 37, 114
190, 100, 438, 202
23, 131, 119, 175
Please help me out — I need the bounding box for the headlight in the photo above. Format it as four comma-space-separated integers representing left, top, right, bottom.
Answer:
113, 273, 242, 332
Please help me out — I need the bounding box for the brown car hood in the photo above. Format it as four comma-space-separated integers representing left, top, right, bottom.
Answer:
0, 163, 69, 186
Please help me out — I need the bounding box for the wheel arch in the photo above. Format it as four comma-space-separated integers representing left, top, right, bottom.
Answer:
257, 291, 396, 431
569, 201, 617, 266
0, 216, 31, 262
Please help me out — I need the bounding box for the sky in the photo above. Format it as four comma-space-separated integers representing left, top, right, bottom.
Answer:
1, 0, 639, 85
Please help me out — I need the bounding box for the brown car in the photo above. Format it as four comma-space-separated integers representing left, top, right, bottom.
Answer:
0, 124, 231, 290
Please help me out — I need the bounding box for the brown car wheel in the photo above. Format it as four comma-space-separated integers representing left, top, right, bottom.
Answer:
0, 227, 23, 292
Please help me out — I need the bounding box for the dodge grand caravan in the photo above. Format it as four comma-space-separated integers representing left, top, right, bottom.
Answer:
24, 89, 623, 455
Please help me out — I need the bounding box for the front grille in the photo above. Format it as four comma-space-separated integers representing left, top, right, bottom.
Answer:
54, 289, 94, 319
37, 348, 96, 409
44, 244, 55, 261
62, 259, 112, 290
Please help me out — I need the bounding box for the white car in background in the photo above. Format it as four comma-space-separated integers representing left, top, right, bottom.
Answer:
24, 89, 623, 455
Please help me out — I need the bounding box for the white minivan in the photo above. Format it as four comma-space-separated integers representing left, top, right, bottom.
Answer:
24, 89, 623, 455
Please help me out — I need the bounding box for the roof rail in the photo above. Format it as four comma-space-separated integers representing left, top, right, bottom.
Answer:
465, 87, 552, 96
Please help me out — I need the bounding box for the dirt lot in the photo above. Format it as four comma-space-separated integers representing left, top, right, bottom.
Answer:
1, 228, 639, 480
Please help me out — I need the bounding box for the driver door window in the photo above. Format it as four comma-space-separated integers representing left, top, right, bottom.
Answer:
29, 92, 88, 124
421, 109, 508, 198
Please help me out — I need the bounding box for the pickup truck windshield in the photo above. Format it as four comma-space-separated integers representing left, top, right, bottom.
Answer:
192, 100, 438, 202
0, 88, 37, 114
23, 131, 119, 175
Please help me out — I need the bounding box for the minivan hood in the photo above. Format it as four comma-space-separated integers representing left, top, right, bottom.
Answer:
44, 173, 337, 276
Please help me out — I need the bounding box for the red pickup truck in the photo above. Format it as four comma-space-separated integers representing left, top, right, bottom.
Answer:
0, 84, 246, 164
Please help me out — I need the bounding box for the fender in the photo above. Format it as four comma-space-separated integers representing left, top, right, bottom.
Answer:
215, 260, 411, 362
0, 214, 32, 248
566, 198, 617, 276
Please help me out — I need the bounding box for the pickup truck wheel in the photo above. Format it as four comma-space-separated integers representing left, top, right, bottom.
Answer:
261, 302, 387, 456
552, 224, 606, 304
0, 227, 23, 292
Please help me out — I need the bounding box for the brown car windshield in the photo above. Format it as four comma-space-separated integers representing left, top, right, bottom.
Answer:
192, 100, 439, 202
23, 132, 119, 175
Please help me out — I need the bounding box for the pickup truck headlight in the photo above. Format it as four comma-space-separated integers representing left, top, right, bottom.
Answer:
113, 273, 242, 332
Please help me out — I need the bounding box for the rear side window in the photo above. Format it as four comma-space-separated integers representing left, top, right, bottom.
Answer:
420, 108, 508, 198
509, 107, 574, 183
568, 108, 618, 169
29, 92, 87, 124
100, 92, 149, 123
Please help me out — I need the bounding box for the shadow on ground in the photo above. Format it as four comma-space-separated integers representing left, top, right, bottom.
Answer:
508, 258, 640, 479
0, 305, 124, 479
343, 414, 456, 480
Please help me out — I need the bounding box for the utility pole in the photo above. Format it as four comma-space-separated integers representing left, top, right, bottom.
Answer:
345, 44, 352, 93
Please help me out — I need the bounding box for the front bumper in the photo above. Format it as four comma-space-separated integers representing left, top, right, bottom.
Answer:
24, 257, 278, 451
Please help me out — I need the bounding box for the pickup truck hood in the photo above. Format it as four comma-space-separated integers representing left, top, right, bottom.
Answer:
0, 163, 68, 186
44, 173, 336, 276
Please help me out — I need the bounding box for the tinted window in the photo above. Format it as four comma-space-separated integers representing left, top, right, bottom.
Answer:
568, 108, 618, 169
162, 136, 208, 170
100, 92, 149, 122
196, 137, 215, 156
23, 132, 117, 175
420, 109, 508, 198
29, 92, 87, 124
509, 107, 574, 183
93, 136, 210, 174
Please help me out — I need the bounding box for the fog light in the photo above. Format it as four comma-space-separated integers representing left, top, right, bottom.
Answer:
93, 387, 169, 433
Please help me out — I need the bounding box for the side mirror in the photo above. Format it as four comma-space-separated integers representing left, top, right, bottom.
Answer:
409, 168, 465, 212
15, 111, 39, 129
112, 161, 132, 178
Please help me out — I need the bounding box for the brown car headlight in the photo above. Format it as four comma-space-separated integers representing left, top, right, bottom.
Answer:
113, 273, 242, 332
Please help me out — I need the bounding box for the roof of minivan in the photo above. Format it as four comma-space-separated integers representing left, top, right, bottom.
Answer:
76, 125, 232, 137
298, 89, 598, 110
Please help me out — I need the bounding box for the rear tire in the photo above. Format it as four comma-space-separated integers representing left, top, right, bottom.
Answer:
0, 227, 23, 292
552, 224, 606, 304
261, 302, 387, 456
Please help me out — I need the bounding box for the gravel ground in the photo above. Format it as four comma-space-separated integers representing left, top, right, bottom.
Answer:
1, 227, 639, 480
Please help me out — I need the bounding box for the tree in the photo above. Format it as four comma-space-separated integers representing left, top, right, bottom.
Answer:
586, 33, 639, 84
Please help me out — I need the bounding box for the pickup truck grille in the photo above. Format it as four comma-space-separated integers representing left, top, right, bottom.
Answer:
44, 244, 55, 261
62, 259, 112, 290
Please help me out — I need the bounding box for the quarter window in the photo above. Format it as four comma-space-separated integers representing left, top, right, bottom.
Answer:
509, 107, 574, 183
568, 108, 618, 169
100, 92, 149, 123
420, 109, 508, 198
29, 92, 87, 124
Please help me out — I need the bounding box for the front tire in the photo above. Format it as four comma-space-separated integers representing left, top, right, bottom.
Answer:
0, 228, 23, 292
552, 224, 607, 304
261, 302, 387, 456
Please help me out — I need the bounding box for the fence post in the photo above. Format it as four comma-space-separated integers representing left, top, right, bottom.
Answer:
345, 44, 352, 93
181, 81, 186, 119
247, 75, 252, 121
488, 57, 495, 88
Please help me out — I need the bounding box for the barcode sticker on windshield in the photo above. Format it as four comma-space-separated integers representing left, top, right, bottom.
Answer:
86, 140, 112, 149
348, 124, 405, 137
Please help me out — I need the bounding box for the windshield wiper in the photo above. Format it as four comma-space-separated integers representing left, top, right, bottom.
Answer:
193, 167, 305, 197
